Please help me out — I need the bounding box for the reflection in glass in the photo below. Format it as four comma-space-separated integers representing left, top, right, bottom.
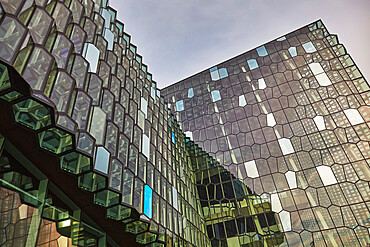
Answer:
94, 146, 110, 174
256, 45, 268, 56
247, 59, 258, 70
302, 41, 317, 53
83, 43, 100, 73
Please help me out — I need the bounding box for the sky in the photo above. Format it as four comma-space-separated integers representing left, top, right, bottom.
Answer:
109, 0, 370, 89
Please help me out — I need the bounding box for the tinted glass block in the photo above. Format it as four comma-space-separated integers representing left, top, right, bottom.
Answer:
12, 98, 52, 130
0, 16, 26, 63
60, 152, 91, 174
143, 185, 153, 218
52, 2, 71, 32
72, 91, 92, 130
89, 107, 107, 145
27, 8, 53, 45
0, 63, 10, 91
49, 71, 75, 112
38, 127, 73, 154
22, 47, 52, 90
109, 159, 123, 191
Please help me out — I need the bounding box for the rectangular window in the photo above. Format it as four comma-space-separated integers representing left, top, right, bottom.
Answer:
143, 185, 153, 218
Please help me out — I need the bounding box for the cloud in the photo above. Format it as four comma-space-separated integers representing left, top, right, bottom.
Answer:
110, 0, 370, 88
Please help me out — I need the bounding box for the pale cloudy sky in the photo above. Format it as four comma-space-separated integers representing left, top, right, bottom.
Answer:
109, 0, 370, 89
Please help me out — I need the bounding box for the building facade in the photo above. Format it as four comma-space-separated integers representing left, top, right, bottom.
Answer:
0, 1, 368, 247
0, 0, 211, 246
162, 21, 370, 246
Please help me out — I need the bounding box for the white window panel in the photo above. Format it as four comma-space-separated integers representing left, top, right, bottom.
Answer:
172, 187, 178, 210
266, 113, 276, 127
276, 36, 286, 41
244, 160, 259, 178
317, 165, 338, 186
315, 73, 332, 86
285, 171, 297, 189
239, 95, 246, 107
151, 87, 156, 99
313, 116, 325, 131
271, 193, 282, 212
94, 146, 110, 174
279, 211, 292, 231
101, 9, 111, 29
288, 47, 297, 57
185, 131, 193, 140
258, 78, 266, 89
309, 63, 324, 75
83, 43, 100, 73
302, 41, 317, 53
104, 29, 114, 50
278, 138, 295, 155
344, 109, 364, 125
142, 134, 150, 158
140, 97, 148, 118
210, 70, 219, 81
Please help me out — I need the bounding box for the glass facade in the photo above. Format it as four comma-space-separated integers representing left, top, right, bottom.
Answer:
0, 1, 209, 246
0, 1, 368, 247
162, 20, 370, 246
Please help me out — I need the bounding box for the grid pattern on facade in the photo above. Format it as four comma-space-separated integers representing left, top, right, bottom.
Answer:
162, 20, 370, 246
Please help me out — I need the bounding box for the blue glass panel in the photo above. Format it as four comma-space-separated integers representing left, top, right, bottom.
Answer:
188, 88, 194, 98
94, 146, 110, 174
176, 100, 184, 111
288, 47, 297, 57
247, 59, 258, 70
211, 90, 221, 102
219, 68, 228, 79
256, 46, 268, 56
171, 131, 176, 144
210, 66, 218, 72
302, 42, 317, 53
143, 185, 153, 218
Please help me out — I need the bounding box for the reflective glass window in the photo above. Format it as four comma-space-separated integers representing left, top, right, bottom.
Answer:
94, 146, 110, 174
256, 45, 268, 56
104, 29, 114, 50
142, 134, 150, 158
188, 88, 194, 98
176, 100, 184, 111
144, 185, 153, 218
211, 90, 221, 102
247, 59, 258, 70
288, 47, 297, 57
219, 68, 228, 79
83, 43, 100, 72
302, 41, 317, 53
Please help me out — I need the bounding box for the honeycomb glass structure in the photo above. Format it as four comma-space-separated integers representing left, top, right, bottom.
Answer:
0, 0, 369, 246
162, 21, 370, 246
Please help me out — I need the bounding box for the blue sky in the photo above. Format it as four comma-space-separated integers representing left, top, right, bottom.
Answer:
110, 0, 370, 88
